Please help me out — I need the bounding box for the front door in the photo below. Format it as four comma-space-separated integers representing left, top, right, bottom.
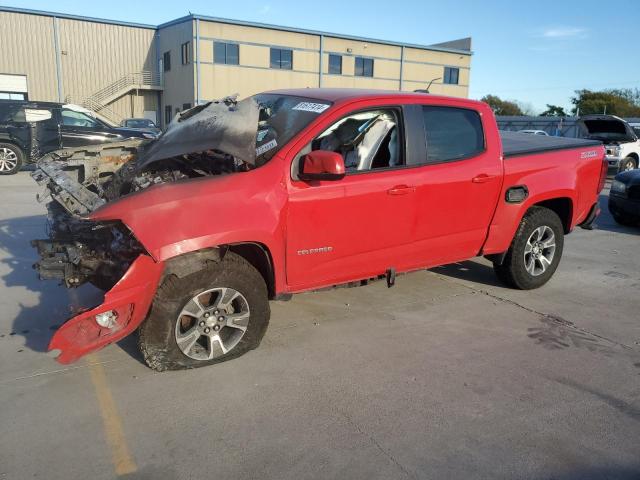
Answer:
60, 108, 116, 148
285, 107, 419, 290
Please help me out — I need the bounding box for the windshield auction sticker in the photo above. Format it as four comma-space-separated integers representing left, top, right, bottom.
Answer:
256, 139, 278, 156
292, 102, 331, 114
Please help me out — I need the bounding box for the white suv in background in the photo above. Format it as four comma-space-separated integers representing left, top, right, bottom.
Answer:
578, 115, 640, 172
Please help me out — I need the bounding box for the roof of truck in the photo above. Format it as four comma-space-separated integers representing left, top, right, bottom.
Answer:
265, 88, 485, 106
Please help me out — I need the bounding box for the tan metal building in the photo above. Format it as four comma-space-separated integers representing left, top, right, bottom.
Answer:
0, 7, 472, 127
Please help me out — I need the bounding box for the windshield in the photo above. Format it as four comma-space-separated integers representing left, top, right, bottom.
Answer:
126, 119, 155, 128
253, 94, 332, 163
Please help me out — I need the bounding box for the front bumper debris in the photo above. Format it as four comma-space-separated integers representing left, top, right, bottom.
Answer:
49, 255, 163, 364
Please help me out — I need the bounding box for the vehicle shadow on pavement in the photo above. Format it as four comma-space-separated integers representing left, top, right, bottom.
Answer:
539, 466, 640, 480
0, 214, 101, 353
430, 259, 504, 288
594, 193, 640, 235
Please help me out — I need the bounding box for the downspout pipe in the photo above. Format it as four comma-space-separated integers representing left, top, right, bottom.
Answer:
195, 18, 201, 105
319, 34, 324, 88
399, 45, 404, 91
53, 16, 64, 102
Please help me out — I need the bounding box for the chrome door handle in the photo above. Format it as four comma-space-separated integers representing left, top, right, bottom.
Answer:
472, 174, 498, 183
387, 185, 416, 195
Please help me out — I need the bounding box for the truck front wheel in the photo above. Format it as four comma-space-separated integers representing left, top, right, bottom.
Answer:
138, 252, 270, 371
493, 207, 564, 290
619, 156, 637, 172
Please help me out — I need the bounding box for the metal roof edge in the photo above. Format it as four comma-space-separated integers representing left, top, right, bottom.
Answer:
0, 5, 156, 29
0, 6, 472, 55
186, 13, 473, 55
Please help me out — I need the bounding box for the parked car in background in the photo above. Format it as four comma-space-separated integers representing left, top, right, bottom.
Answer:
519, 129, 549, 136
31, 89, 607, 369
609, 169, 640, 226
0, 100, 157, 174
119, 117, 162, 136
578, 115, 640, 173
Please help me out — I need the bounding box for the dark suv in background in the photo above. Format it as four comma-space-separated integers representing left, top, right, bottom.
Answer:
0, 100, 157, 175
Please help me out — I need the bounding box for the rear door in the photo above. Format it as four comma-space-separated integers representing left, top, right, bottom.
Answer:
285, 104, 419, 290
408, 104, 503, 266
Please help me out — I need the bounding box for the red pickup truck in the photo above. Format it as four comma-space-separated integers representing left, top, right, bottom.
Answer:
32, 89, 607, 370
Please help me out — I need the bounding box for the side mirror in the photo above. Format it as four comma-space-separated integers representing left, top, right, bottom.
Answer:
299, 150, 346, 181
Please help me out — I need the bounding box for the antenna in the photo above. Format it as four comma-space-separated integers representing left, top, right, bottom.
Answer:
425, 77, 442, 93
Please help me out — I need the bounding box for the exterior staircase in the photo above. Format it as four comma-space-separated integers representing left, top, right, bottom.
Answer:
66, 71, 162, 125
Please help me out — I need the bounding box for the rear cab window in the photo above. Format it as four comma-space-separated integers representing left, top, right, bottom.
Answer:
421, 106, 485, 163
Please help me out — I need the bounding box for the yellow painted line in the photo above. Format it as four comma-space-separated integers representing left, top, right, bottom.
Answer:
87, 353, 137, 476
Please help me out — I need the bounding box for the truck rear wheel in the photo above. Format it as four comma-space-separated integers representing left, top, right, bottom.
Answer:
0, 143, 23, 175
493, 207, 564, 290
138, 252, 270, 371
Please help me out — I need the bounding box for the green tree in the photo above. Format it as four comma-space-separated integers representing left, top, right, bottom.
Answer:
571, 89, 640, 116
480, 95, 523, 116
540, 104, 567, 117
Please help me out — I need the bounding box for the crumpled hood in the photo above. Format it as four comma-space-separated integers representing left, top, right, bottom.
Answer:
137, 96, 259, 169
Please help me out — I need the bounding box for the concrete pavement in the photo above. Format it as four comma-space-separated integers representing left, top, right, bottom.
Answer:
0, 172, 638, 479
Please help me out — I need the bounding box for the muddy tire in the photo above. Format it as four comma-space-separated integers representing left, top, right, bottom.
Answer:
0, 143, 24, 175
619, 156, 637, 173
138, 252, 270, 371
493, 207, 564, 290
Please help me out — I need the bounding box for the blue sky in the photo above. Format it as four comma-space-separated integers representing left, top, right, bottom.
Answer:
4, 0, 639, 112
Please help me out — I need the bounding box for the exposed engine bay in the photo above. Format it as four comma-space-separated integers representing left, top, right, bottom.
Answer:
31, 95, 261, 290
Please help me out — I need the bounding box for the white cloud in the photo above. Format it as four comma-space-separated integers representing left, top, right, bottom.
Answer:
540, 27, 588, 39
259, 4, 271, 14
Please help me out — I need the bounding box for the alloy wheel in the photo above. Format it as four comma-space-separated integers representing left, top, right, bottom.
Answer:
0, 147, 18, 172
174, 287, 250, 360
523, 225, 556, 276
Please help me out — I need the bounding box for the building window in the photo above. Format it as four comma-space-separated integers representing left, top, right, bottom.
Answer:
444, 67, 459, 85
164, 105, 172, 125
214, 42, 239, 65
182, 103, 192, 110
163, 51, 171, 71
355, 57, 373, 77
328, 54, 342, 75
270, 48, 293, 69
181, 42, 191, 65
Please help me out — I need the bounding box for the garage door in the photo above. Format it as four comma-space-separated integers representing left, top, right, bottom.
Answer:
0, 74, 28, 100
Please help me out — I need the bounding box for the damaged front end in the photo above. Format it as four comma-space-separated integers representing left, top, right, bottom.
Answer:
31, 96, 260, 363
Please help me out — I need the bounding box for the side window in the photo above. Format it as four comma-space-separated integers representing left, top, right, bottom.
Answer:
163, 51, 171, 72
310, 109, 401, 173
443, 67, 459, 85
328, 54, 342, 75
270, 48, 293, 70
421, 106, 484, 163
181, 42, 191, 65
61, 109, 99, 128
355, 57, 374, 77
214, 42, 240, 65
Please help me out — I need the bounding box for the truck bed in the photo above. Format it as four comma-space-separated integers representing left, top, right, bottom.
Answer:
500, 130, 602, 158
